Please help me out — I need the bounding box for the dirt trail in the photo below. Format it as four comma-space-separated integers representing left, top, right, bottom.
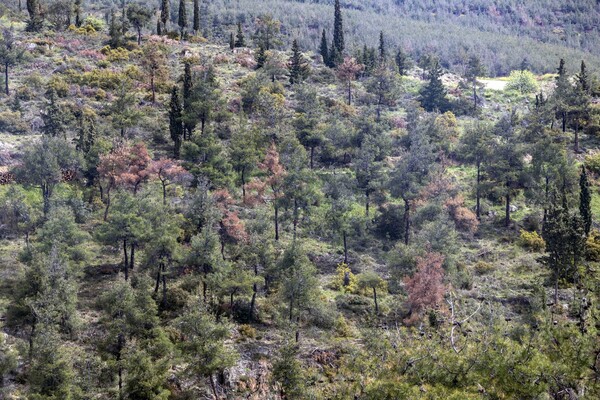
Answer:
479, 79, 507, 90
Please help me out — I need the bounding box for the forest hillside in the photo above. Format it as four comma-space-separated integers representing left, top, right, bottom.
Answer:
1, 0, 600, 399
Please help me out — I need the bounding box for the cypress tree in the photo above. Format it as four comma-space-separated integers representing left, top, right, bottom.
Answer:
319, 29, 329, 67
333, 0, 344, 54
580, 165, 592, 236
178, 0, 187, 38
288, 39, 309, 84
235, 22, 246, 47
160, 0, 169, 33
169, 86, 184, 158
182, 62, 193, 140
419, 59, 449, 112
378, 31, 386, 62
229, 32, 235, 51
74, 0, 83, 27
542, 192, 572, 304
193, 0, 200, 33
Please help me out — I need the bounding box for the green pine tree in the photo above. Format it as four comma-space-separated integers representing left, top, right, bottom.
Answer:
419, 59, 449, 112
395, 47, 410, 76
26, 0, 44, 32
580, 165, 592, 236
182, 61, 194, 140
578, 60, 590, 93
41, 89, 69, 139
378, 31, 386, 62
255, 43, 267, 69
288, 39, 309, 84
235, 22, 246, 47
229, 32, 235, 50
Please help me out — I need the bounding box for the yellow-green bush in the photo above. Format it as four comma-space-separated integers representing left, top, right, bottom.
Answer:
473, 261, 495, 275
332, 263, 358, 293
585, 230, 600, 261
47, 75, 69, 97
585, 152, 600, 175
0, 110, 29, 134
238, 324, 256, 339
100, 46, 130, 62
69, 69, 125, 90
518, 230, 545, 252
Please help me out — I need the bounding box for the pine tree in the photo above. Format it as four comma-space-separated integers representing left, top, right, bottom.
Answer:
395, 48, 409, 76
419, 59, 449, 112
160, 0, 169, 34
193, 0, 200, 33
378, 31, 386, 62
235, 22, 246, 47
26, 0, 44, 32
319, 29, 329, 66
108, 9, 125, 48
229, 32, 235, 51
156, 17, 162, 35
169, 86, 184, 158
580, 165, 592, 236
74, 0, 83, 27
578, 60, 589, 93
255, 43, 267, 69
333, 0, 344, 54
288, 39, 309, 85
41, 89, 68, 138
178, 0, 187, 38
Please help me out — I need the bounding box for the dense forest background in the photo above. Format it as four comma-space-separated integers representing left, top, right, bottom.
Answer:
1, 0, 600, 399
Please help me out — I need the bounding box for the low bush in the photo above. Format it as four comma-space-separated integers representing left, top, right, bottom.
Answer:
518, 229, 545, 252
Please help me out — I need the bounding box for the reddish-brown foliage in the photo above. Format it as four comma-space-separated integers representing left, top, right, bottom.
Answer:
404, 252, 447, 325
98, 142, 152, 194
445, 195, 479, 234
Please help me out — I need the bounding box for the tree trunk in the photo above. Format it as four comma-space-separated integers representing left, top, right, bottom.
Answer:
403, 198, 410, 245
209, 374, 219, 400
130, 244, 135, 271
162, 181, 167, 205
574, 122, 580, 153
347, 80, 352, 105
343, 230, 348, 264
373, 287, 378, 314
241, 167, 246, 202
4, 63, 9, 95
554, 273, 559, 306
505, 190, 511, 228
203, 280, 207, 303
365, 190, 370, 216
250, 264, 258, 319
103, 192, 111, 221
476, 162, 481, 220
562, 112, 566, 133
274, 205, 279, 241
289, 295, 294, 321
154, 264, 162, 293
123, 239, 129, 281
472, 82, 477, 111
162, 271, 167, 309
137, 27, 142, 45
42, 184, 51, 217
151, 74, 156, 103
310, 146, 315, 170
117, 333, 124, 400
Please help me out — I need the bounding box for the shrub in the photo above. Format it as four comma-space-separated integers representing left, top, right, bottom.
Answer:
585, 152, 600, 175
47, 76, 70, 97
374, 203, 405, 241
585, 230, 600, 261
518, 229, 545, 252
445, 195, 479, 234
331, 263, 358, 293
100, 46, 130, 62
505, 70, 539, 94
0, 111, 29, 134
238, 324, 256, 339
473, 261, 495, 275
334, 315, 353, 337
